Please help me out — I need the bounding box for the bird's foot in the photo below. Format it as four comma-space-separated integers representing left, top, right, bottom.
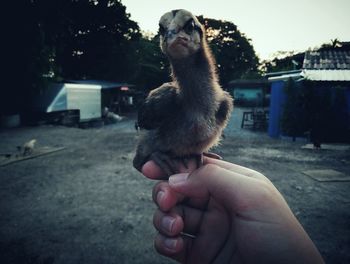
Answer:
150, 152, 202, 177
203, 152, 223, 160
150, 152, 179, 176
150, 151, 222, 177
179, 153, 203, 171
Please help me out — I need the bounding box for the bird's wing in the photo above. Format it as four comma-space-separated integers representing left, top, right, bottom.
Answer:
138, 83, 179, 130
215, 92, 234, 125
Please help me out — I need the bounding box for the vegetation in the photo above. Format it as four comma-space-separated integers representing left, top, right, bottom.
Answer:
7, 1, 347, 118
4, 0, 142, 114
2, 0, 262, 115
260, 51, 304, 73
26, 0, 141, 83
131, 34, 170, 93
261, 40, 350, 74
198, 16, 260, 84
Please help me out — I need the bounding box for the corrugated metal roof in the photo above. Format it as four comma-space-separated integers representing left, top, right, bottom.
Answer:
67, 80, 134, 89
268, 72, 303, 82
303, 50, 350, 70
264, 70, 302, 78
301, 70, 350, 81
301, 49, 350, 81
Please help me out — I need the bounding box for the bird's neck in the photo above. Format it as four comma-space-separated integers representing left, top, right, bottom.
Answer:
170, 45, 219, 105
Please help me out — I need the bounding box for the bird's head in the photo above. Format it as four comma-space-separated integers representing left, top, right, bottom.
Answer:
159, 9, 204, 60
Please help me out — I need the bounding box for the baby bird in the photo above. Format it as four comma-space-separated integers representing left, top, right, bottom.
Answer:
133, 9, 233, 175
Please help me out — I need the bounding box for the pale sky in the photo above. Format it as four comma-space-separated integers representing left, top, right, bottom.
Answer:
121, 0, 350, 61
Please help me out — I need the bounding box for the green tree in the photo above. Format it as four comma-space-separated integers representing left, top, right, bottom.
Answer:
7, 0, 141, 115
198, 16, 260, 85
1, 1, 54, 115
260, 51, 304, 73
131, 34, 169, 93
133, 16, 262, 94
31, 0, 141, 81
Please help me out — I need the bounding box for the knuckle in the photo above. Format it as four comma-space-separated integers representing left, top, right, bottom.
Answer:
253, 181, 277, 202
152, 181, 168, 203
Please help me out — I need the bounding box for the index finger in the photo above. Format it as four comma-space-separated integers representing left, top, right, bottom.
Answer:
142, 158, 199, 180
142, 160, 166, 180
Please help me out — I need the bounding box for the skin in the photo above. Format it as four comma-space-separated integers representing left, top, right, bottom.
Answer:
141, 157, 325, 264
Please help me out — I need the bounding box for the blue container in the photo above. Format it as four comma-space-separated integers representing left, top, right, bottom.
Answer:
268, 81, 286, 138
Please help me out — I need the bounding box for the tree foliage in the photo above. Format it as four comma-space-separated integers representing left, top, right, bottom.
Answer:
4, 0, 142, 114
198, 16, 260, 85
260, 51, 304, 73
132, 17, 262, 92
4, 3, 262, 115
131, 35, 170, 92
261, 41, 350, 74
29, 0, 141, 81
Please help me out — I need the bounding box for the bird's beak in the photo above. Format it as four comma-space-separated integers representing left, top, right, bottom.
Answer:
165, 29, 178, 42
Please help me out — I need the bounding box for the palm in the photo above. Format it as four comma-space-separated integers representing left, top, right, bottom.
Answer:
181, 198, 238, 263
146, 159, 324, 264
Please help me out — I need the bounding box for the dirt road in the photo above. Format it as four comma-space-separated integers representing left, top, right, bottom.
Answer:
0, 108, 349, 263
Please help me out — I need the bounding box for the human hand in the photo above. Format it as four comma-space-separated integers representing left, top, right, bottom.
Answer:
142, 157, 324, 264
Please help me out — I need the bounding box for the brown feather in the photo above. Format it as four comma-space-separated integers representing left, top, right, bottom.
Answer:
133, 10, 233, 174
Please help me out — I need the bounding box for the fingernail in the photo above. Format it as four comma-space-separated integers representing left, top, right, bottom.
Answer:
169, 173, 189, 186
157, 191, 165, 204
164, 237, 178, 250
161, 216, 175, 233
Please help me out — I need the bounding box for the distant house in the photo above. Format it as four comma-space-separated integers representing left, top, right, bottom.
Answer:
267, 49, 350, 142
68, 80, 139, 115
302, 50, 350, 81
24, 80, 138, 125
226, 79, 270, 107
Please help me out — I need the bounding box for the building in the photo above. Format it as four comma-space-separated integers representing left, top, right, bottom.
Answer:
302, 50, 350, 81
226, 79, 270, 107
23, 80, 138, 125
267, 49, 350, 142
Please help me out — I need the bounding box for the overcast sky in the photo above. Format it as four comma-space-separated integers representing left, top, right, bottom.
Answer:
120, 0, 350, 61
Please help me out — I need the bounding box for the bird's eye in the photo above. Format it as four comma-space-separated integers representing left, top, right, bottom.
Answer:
183, 19, 195, 34
159, 24, 166, 36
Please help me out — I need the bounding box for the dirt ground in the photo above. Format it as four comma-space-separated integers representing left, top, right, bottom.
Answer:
0, 107, 349, 264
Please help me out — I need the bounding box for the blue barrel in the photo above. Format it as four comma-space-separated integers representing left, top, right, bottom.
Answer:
268, 81, 286, 138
